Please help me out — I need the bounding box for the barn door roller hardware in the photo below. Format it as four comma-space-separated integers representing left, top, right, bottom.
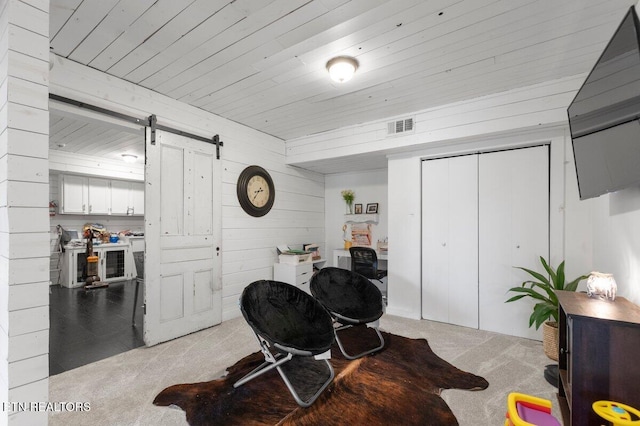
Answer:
147, 114, 223, 159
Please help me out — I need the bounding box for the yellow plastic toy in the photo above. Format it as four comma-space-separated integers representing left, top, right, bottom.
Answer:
505, 392, 560, 426
593, 401, 640, 425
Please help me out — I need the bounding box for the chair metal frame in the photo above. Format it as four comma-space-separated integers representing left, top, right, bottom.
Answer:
234, 333, 334, 407
234, 280, 335, 407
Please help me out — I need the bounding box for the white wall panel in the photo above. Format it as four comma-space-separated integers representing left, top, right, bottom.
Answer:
0, 129, 49, 158
1, 3, 50, 418
7, 354, 47, 388
8, 305, 48, 337
7, 383, 48, 426
7, 330, 48, 363
8, 282, 48, 311
286, 76, 583, 170
387, 157, 421, 319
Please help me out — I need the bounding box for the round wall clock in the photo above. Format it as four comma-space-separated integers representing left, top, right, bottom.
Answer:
237, 165, 275, 217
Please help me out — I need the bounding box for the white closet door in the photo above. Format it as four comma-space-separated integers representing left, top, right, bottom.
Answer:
478, 145, 549, 340
422, 155, 478, 328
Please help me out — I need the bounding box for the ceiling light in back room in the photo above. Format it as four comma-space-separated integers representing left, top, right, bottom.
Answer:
326, 56, 358, 83
121, 154, 138, 163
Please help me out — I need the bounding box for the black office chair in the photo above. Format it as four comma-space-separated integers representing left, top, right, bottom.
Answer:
349, 246, 387, 300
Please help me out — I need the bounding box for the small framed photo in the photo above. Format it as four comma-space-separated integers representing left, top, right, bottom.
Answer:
366, 203, 378, 214
354, 204, 363, 214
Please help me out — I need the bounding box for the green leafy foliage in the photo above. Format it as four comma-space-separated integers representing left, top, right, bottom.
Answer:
505, 257, 588, 330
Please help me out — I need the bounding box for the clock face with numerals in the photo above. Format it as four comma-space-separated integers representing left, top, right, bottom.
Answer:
237, 165, 275, 217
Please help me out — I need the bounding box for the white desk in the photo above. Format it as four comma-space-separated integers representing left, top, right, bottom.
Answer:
333, 249, 388, 268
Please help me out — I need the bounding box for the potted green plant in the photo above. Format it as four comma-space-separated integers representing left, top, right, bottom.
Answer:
341, 189, 355, 214
505, 256, 588, 360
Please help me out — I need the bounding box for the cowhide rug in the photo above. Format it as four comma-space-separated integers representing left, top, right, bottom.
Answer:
154, 327, 489, 425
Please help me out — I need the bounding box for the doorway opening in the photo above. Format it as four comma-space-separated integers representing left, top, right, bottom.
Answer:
48, 99, 146, 374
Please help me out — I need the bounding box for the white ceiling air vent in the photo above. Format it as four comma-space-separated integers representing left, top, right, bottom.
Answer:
387, 117, 414, 136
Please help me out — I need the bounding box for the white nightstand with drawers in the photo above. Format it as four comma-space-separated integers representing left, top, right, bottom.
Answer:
273, 262, 313, 294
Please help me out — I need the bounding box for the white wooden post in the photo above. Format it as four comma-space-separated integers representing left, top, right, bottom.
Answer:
0, 1, 50, 425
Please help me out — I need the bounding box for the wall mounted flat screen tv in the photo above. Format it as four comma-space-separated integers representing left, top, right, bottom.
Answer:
568, 6, 640, 200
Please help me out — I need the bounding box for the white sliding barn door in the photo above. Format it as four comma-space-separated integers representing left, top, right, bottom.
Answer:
478, 145, 549, 340
144, 129, 222, 346
422, 155, 479, 328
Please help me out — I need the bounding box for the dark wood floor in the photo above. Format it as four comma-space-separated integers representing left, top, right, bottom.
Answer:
49, 280, 144, 376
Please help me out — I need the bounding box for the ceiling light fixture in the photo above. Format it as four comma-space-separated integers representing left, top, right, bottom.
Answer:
326, 56, 358, 83
121, 154, 138, 163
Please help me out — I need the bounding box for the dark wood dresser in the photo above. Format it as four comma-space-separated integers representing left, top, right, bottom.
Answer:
557, 290, 640, 425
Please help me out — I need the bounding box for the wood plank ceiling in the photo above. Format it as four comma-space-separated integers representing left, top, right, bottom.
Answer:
48, 0, 637, 171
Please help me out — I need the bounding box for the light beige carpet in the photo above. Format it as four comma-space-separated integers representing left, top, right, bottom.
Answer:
49, 315, 558, 425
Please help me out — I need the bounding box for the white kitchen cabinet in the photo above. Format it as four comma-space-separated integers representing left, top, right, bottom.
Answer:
58, 174, 144, 216
59, 174, 88, 214
274, 262, 313, 294
421, 145, 549, 340
110, 179, 131, 215
130, 181, 144, 215
110, 180, 144, 216
88, 178, 110, 214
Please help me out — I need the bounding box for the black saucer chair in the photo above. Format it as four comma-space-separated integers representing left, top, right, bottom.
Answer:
234, 280, 335, 407
310, 267, 385, 360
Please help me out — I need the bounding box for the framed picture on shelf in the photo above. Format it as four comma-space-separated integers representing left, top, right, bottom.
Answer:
354, 204, 363, 214
366, 203, 378, 214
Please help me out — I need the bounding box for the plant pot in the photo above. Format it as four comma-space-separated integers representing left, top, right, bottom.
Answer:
543, 321, 559, 361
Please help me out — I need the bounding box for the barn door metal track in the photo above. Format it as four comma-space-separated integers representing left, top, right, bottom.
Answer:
49, 94, 224, 159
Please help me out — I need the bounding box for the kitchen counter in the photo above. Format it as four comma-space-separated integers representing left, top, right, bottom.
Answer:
64, 241, 131, 250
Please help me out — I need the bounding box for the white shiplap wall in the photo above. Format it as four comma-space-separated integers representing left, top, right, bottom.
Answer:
284, 75, 585, 172
49, 54, 325, 322
0, 1, 50, 425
